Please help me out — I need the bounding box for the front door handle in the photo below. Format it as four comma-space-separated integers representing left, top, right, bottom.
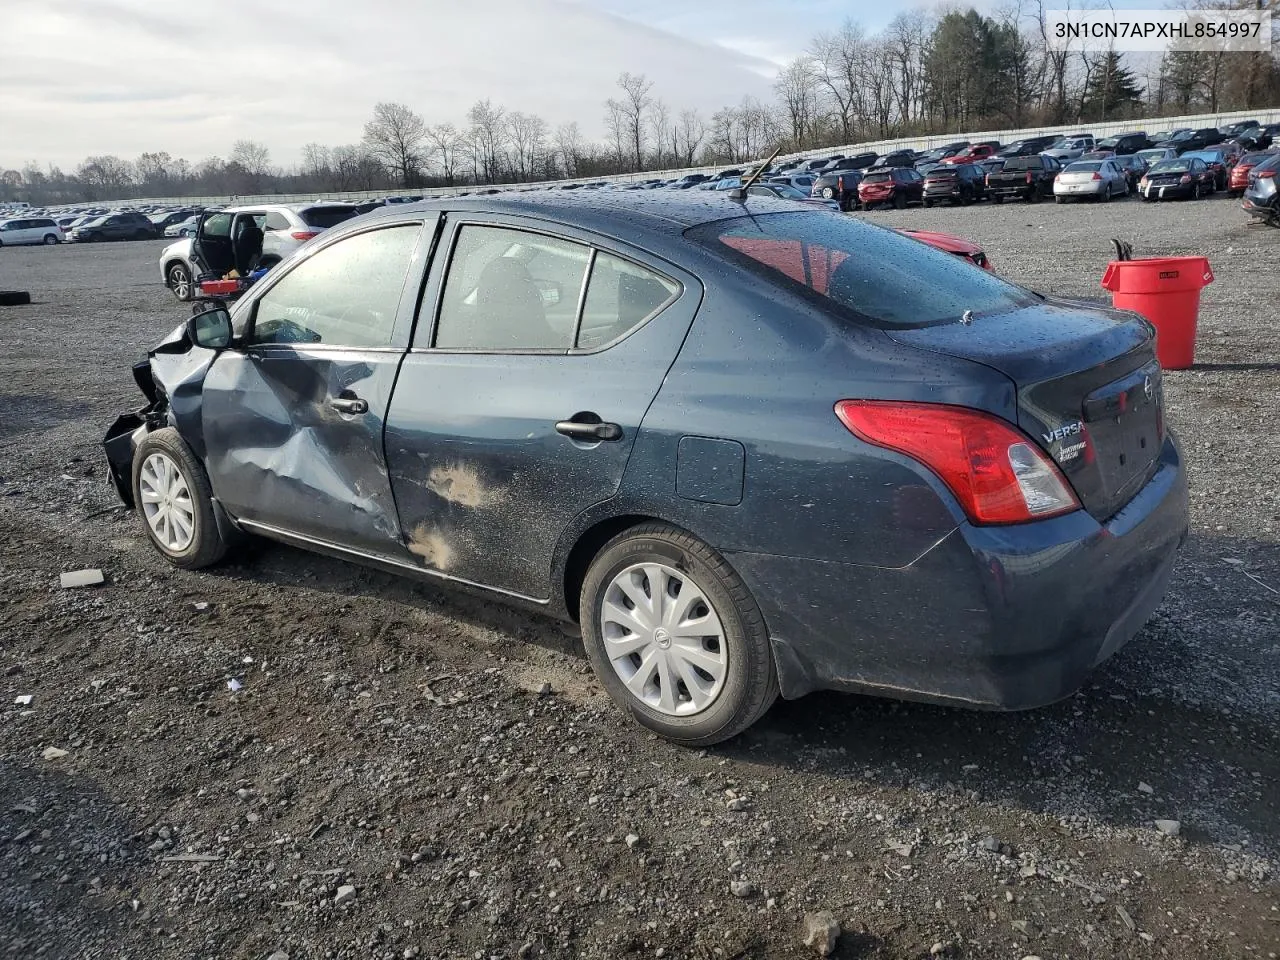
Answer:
556, 419, 623, 442
331, 395, 369, 415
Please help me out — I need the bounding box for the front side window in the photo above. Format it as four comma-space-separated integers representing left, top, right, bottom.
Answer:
693, 212, 1035, 329
434, 225, 589, 351
250, 225, 420, 347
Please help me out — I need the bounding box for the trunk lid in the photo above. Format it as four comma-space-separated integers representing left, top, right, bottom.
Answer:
886, 300, 1164, 522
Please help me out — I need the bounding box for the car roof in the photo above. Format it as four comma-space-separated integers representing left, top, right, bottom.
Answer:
221, 202, 345, 214
347, 190, 819, 239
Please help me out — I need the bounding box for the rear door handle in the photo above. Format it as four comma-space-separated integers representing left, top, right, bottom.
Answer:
331, 396, 369, 415
556, 419, 623, 442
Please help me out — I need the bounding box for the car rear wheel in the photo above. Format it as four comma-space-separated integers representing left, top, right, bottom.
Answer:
43, 234, 59, 245
1192, 183, 1201, 200
1100, 186, 1112, 203
893, 192, 907, 209
580, 523, 778, 746
922, 198, 933, 208
133, 230, 150, 241
821, 187, 835, 199
167, 263, 193, 301
132, 428, 230, 569
992, 195, 1003, 205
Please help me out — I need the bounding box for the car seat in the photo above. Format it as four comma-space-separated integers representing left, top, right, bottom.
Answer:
233, 221, 264, 276
474, 258, 560, 349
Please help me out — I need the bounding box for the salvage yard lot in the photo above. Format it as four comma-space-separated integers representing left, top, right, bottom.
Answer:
1, 197, 1277, 959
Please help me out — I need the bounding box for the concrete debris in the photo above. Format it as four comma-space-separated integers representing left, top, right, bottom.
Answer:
802, 911, 840, 957
41, 746, 68, 761
335, 884, 357, 904
1154, 819, 1181, 837
60, 568, 105, 589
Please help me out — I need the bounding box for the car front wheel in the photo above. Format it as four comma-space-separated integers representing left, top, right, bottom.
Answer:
580, 523, 778, 746
167, 263, 193, 301
132, 428, 230, 569
43, 234, 59, 245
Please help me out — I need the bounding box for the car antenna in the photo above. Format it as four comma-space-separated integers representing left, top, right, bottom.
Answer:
729, 147, 781, 201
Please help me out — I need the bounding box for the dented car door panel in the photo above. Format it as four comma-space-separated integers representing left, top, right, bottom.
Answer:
384, 218, 702, 600
200, 348, 408, 552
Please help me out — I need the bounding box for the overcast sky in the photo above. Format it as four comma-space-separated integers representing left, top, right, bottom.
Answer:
2, 0, 878, 171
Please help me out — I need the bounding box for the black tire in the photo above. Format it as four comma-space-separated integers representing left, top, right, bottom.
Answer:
1100, 185, 1112, 203
131, 428, 230, 570
43, 234, 59, 245
167, 263, 193, 302
893, 192, 907, 209
922, 198, 933, 208
0, 290, 31, 306
993, 195, 1004, 205
133, 230, 149, 241
821, 187, 835, 199
579, 523, 778, 746
1192, 183, 1201, 201
1054, 196, 1065, 204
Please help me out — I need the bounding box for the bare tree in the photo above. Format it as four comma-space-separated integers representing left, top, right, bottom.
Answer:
648, 99, 673, 169
555, 121, 585, 178
467, 99, 508, 183
673, 110, 707, 167
775, 57, 819, 148
362, 102, 427, 187
810, 22, 866, 144
424, 123, 464, 185
606, 72, 654, 172
230, 140, 271, 177
507, 111, 548, 182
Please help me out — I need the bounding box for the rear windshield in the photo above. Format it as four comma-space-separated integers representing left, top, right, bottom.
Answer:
862, 171, 892, 183
1150, 160, 1191, 173
1002, 157, 1043, 171
1064, 162, 1102, 172
689, 212, 1034, 329
300, 205, 360, 228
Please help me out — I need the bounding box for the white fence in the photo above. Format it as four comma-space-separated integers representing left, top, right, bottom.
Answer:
94, 105, 1280, 210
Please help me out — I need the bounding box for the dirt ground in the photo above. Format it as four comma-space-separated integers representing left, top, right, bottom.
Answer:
1, 196, 1277, 960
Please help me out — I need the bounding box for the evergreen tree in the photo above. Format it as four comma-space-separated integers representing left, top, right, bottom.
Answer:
1083, 51, 1143, 121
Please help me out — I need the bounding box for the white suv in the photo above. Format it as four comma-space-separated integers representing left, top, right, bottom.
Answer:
158, 202, 360, 301
0, 217, 64, 246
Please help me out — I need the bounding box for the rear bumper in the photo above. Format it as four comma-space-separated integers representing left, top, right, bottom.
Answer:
1242, 195, 1277, 218
732, 432, 1189, 709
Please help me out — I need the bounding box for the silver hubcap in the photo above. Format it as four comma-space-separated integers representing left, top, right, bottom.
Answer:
601, 562, 727, 716
139, 453, 195, 552
171, 269, 189, 297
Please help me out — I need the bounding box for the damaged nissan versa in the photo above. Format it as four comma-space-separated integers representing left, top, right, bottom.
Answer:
103, 192, 1188, 745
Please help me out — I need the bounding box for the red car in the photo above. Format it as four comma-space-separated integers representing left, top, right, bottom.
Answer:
1228, 151, 1277, 197
857, 167, 925, 209
942, 144, 998, 165
896, 228, 995, 272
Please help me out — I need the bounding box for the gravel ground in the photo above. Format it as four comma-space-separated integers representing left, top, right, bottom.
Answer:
1, 197, 1277, 960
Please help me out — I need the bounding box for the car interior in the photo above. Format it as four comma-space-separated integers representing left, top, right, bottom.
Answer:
197, 211, 266, 277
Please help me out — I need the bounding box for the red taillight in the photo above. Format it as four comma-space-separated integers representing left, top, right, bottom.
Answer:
834, 401, 1081, 525
1259, 170, 1276, 179
290, 230, 320, 241
1025, 171, 1033, 184
1179, 174, 1192, 184
1091, 172, 1102, 181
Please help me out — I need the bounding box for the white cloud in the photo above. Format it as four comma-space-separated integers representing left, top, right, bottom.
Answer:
0, 0, 785, 170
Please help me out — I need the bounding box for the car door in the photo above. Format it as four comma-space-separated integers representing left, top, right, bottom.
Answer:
383, 215, 699, 600
192, 211, 235, 277
198, 215, 436, 554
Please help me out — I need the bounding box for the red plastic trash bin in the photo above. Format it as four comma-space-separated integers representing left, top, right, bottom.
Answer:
1100, 256, 1213, 370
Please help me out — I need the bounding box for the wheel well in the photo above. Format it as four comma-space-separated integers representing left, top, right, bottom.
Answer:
163, 258, 188, 280
562, 514, 658, 621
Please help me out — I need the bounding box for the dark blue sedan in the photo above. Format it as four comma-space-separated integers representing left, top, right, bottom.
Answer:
104, 192, 1188, 745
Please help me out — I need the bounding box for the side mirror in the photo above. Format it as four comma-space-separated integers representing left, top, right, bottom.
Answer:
186, 305, 233, 350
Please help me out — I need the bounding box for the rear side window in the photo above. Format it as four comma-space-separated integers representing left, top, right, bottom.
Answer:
263, 211, 292, 231
577, 253, 678, 350
301, 206, 359, 229
691, 212, 1034, 329
434, 225, 590, 351
202, 213, 232, 238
